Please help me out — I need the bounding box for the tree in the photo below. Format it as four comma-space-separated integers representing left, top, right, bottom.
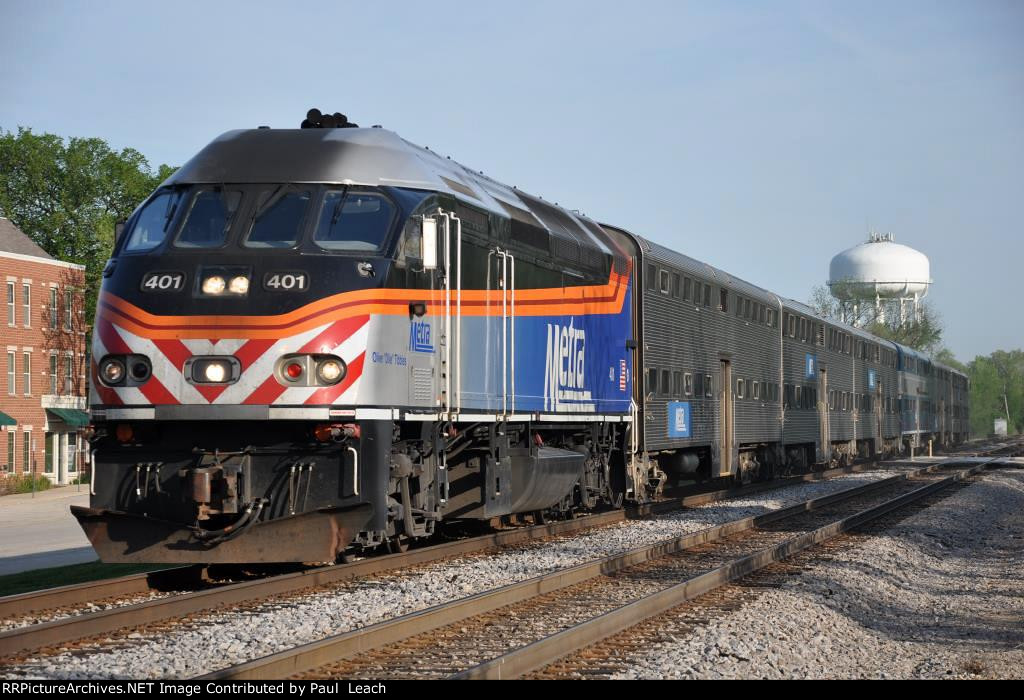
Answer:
0, 126, 176, 324
931, 348, 1023, 436
808, 283, 943, 354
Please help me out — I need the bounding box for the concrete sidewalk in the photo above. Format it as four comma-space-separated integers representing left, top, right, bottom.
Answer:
0, 485, 96, 576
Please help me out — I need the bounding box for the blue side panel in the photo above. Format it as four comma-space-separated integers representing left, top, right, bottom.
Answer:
456, 280, 634, 415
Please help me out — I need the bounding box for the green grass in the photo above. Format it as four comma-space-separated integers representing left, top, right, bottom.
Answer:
0, 560, 167, 597
0, 473, 53, 496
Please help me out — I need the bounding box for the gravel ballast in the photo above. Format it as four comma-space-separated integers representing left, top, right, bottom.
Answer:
611, 469, 1024, 680
2, 469, 907, 679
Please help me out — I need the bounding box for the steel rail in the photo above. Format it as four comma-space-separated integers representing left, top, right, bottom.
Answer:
455, 460, 994, 679
0, 453, 908, 624
1, 442, 1007, 658
196, 459, 970, 680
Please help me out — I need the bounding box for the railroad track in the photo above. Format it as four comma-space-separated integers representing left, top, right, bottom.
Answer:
0, 438, 1015, 667
197, 451, 1019, 680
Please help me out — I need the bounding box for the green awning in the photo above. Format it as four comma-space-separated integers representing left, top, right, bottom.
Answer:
46, 408, 90, 428
0, 411, 15, 427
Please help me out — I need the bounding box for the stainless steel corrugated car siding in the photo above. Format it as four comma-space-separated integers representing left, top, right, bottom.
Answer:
641, 241, 780, 452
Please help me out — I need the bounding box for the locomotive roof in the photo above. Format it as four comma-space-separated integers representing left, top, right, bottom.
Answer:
164, 127, 615, 257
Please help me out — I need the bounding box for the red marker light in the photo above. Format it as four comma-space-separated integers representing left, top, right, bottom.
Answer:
285, 362, 304, 380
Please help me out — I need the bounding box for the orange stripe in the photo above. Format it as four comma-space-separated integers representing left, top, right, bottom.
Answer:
97, 265, 631, 340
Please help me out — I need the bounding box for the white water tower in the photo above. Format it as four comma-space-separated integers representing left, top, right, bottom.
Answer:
828, 233, 931, 326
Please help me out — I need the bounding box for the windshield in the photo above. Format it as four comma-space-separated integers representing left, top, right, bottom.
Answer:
244, 188, 312, 248
123, 190, 184, 252
314, 190, 395, 252
120, 185, 400, 255
175, 189, 242, 248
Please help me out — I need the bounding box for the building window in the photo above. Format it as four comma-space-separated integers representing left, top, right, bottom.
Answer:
65, 290, 73, 331
6, 282, 13, 326
22, 352, 30, 396
7, 352, 14, 395
22, 430, 30, 472
68, 433, 78, 473
6, 432, 13, 473
50, 288, 58, 330
49, 354, 58, 394
22, 283, 30, 327
65, 354, 74, 394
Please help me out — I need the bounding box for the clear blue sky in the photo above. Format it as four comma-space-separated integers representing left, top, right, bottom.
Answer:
1, 0, 1021, 361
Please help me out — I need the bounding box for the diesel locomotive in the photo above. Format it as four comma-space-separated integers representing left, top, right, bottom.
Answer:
73, 112, 969, 563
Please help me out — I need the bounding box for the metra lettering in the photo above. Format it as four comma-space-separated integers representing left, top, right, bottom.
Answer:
409, 320, 434, 353
543, 320, 595, 412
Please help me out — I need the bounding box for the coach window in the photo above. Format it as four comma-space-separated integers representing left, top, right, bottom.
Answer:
795, 385, 802, 408
719, 288, 728, 312
660, 270, 670, 295
682, 277, 692, 301
736, 378, 744, 399
661, 369, 670, 395
704, 374, 713, 398
752, 381, 760, 400
672, 371, 682, 395
684, 373, 693, 396
175, 189, 242, 248
314, 190, 396, 252
123, 190, 184, 252
671, 273, 680, 298
646, 368, 658, 395
246, 188, 312, 248
647, 264, 657, 291
703, 284, 711, 307
694, 373, 703, 398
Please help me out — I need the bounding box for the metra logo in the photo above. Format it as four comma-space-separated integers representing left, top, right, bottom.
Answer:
543, 320, 595, 412
409, 320, 434, 354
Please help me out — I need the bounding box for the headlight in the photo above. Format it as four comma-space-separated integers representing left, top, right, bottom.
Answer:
202, 275, 226, 295
316, 358, 345, 384
189, 357, 237, 384
100, 358, 126, 385
228, 276, 249, 294
204, 363, 227, 383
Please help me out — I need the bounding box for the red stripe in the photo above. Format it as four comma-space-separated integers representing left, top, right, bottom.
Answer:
304, 352, 365, 405
139, 375, 179, 406
243, 375, 288, 405
233, 338, 277, 370
96, 318, 132, 355
196, 385, 228, 402
152, 338, 192, 370
299, 315, 369, 354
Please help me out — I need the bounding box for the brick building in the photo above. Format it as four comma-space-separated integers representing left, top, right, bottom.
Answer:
0, 217, 88, 484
